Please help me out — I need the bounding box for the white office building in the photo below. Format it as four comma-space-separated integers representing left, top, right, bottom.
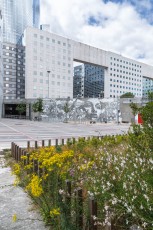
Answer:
23, 27, 153, 99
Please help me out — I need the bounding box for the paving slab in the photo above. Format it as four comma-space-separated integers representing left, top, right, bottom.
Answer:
0, 155, 49, 230
0, 118, 130, 149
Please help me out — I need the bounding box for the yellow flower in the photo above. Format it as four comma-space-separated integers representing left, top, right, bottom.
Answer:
12, 214, 17, 222
13, 177, 20, 186
26, 175, 43, 197
50, 208, 60, 217
12, 163, 21, 176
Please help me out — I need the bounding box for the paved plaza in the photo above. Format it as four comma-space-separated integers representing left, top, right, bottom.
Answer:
0, 118, 130, 149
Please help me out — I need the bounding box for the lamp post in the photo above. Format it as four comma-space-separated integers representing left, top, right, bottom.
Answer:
47, 70, 51, 99
116, 95, 120, 124
99, 90, 104, 122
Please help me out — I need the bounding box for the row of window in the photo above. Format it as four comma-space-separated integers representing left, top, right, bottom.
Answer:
110, 84, 141, 90
110, 78, 141, 82
33, 82, 72, 88
110, 68, 141, 73
33, 34, 71, 48
110, 57, 141, 68
110, 63, 141, 71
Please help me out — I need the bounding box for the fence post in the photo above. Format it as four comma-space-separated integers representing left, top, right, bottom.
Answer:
27, 141, 30, 149
62, 139, 64, 145
35, 140, 38, 149
18, 148, 22, 161
48, 139, 51, 146
15, 144, 17, 161
89, 198, 97, 230
16, 145, 19, 162
42, 140, 45, 147
77, 188, 83, 229
55, 139, 58, 146
72, 137, 75, 144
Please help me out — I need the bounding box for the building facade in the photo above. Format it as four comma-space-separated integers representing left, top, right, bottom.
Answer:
0, 0, 40, 44
0, 8, 3, 117
23, 27, 153, 100
73, 64, 105, 98
23, 27, 74, 99
3, 42, 25, 100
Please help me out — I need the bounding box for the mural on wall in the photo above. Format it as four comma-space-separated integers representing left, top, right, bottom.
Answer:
42, 98, 120, 122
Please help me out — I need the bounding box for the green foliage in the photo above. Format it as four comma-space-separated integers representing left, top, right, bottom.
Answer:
140, 102, 153, 128
63, 102, 71, 123
16, 103, 26, 115
63, 102, 70, 114
129, 102, 139, 116
32, 98, 43, 113
147, 91, 153, 101
120, 92, 134, 98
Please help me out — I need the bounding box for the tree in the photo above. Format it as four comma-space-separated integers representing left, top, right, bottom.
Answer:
140, 101, 153, 128
32, 98, 43, 119
130, 102, 139, 124
63, 102, 70, 123
130, 101, 153, 150
147, 91, 153, 101
16, 103, 26, 117
120, 92, 134, 98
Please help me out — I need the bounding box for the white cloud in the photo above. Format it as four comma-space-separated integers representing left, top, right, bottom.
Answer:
40, 0, 153, 65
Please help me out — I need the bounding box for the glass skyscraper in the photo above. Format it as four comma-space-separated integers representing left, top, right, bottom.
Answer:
0, 0, 40, 44
33, 0, 40, 28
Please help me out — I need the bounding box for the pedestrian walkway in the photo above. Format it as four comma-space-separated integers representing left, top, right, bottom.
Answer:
0, 153, 49, 230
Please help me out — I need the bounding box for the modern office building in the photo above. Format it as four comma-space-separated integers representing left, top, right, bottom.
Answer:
0, 0, 40, 44
73, 64, 105, 98
23, 27, 153, 100
3, 42, 25, 100
23, 27, 74, 99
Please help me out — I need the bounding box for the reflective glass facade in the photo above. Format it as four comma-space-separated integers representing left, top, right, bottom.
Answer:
73, 64, 105, 98
0, 0, 40, 44
33, 0, 40, 28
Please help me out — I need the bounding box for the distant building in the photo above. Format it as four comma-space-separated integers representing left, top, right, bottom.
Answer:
0, 0, 36, 43
142, 77, 153, 98
3, 42, 25, 100
73, 64, 105, 98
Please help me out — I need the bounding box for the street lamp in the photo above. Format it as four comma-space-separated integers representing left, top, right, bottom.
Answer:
47, 70, 51, 99
99, 91, 104, 122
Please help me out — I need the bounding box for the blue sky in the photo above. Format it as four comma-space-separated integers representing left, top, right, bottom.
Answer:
41, 0, 153, 65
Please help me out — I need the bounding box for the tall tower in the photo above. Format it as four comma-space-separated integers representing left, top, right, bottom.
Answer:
0, 0, 40, 44
33, 0, 40, 28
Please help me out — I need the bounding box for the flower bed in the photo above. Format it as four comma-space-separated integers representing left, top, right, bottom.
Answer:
12, 134, 153, 230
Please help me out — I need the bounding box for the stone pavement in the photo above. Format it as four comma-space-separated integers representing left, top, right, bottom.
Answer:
0, 118, 130, 149
0, 154, 49, 230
